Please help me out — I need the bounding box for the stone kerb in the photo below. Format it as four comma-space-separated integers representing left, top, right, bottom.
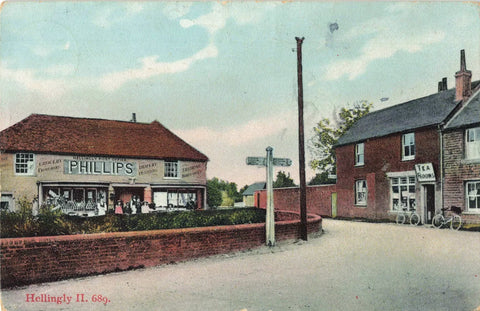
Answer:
0, 210, 321, 288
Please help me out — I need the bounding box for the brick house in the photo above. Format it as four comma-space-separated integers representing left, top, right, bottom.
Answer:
443, 57, 480, 224
0, 114, 209, 215
334, 50, 478, 224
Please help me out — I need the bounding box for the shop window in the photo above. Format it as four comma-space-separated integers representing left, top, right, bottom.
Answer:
164, 161, 180, 178
355, 143, 364, 166
466, 181, 480, 212
402, 133, 415, 160
15, 153, 35, 175
355, 180, 367, 206
466, 127, 480, 159
391, 176, 416, 211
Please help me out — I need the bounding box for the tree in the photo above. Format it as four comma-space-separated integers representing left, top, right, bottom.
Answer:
309, 100, 372, 175
308, 171, 336, 185
206, 178, 222, 208
273, 171, 296, 188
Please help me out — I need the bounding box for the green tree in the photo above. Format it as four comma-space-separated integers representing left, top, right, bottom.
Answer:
206, 178, 222, 208
308, 171, 336, 185
309, 100, 372, 174
273, 171, 296, 188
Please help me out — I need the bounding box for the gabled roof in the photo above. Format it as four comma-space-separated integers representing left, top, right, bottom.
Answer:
242, 182, 266, 196
0, 114, 209, 161
444, 88, 480, 130
336, 88, 459, 147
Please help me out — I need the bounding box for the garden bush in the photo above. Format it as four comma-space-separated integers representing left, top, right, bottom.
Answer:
0, 204, 266, 238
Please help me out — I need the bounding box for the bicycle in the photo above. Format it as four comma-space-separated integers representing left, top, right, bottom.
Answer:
395, 207, 421, 226
431, 206, 462, 230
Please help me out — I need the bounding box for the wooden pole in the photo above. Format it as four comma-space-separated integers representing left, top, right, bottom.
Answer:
265, 146, 275, 246
296, 37, 308, 241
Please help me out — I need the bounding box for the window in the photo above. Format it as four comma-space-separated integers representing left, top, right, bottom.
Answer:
355, 143, 364, 165
466, 181, 480, 212
164, 161, 180, 178
402, 133, 415, 160
466, 127, 480, 159
0, 194, 13, 211
15, 153, 35, 175
355, 180, 367, 206
391, 176, 416, 211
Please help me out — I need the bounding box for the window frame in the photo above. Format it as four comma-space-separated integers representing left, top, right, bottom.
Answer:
355, 179, 367, 206
465, 127, 480, 160
402, 133, 416, 161
164, 161, 181, 179
466, 181, 480, 213
390, 175, 417, 212
14, 153, 35, 176
355, 143, 365, 166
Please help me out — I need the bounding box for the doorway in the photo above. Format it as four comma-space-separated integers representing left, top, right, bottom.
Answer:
423, 185, 435, 224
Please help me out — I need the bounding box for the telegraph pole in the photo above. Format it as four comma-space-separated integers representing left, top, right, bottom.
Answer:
296, 37, 308, 241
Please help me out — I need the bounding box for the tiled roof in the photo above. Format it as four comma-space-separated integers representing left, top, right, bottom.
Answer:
0, 114, 208, 161
336, 88, 458, 147
242, 182, 266, 196
444, 89, 480, 130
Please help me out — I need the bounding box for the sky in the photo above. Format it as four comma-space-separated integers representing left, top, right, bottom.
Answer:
1, 1, 479, 188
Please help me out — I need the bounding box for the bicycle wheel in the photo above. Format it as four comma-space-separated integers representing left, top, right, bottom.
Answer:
450, 215, 462, 230
410, 212, 420, 226
396, 213, 406, 225
432, 214, 444, 229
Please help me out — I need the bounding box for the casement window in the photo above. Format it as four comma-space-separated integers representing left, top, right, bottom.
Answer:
391, 176, 416, 211
355, 143, 364, 166
466, 127, 480, 159
402, 133, 415, 160
14, 153, 35, 175
164, 161, 180, 178
466, 181, 480, 212
355, 180, 367, 206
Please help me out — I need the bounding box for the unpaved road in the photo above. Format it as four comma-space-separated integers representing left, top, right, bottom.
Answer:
2, 219, 480, 311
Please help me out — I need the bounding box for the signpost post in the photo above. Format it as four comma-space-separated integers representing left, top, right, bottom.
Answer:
246, 147, 292, 246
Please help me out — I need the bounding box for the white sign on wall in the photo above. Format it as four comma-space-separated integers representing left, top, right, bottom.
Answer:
414, 163, 436, 182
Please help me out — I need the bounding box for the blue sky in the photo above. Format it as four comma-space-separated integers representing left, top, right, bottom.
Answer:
1, 1, 479, 187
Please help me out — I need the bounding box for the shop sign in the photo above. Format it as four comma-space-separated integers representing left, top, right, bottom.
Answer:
64, 159, 137, 176
414, 163, 435, 182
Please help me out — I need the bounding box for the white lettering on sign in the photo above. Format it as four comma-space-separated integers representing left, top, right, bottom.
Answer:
64, 160, 136, 176
246, 157, 267, 166
415, 163, 435, 182
272, 158, 293, 167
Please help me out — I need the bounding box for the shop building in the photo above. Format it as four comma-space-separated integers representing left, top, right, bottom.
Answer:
0, 114, 209, 215
334, 50, 478, 224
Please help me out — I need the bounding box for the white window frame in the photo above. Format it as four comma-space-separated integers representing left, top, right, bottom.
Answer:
402, 133, 415, 160
466, 127, 480, 160
164, 161, 181, 179
466, 181, 480, 213
14, 153, 35, 175
355, 143, 365, 166
355, 180, 367, 206
390, 175, 417, 212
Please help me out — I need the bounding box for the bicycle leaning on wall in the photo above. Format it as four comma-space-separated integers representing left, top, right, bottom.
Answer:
395, 207, 421, 226
431, 206, 462, 230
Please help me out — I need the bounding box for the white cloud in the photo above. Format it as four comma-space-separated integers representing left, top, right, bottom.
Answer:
324, 5, 446, 81
0, 66, 70, 100
175, 111, 296, 148
162, 2, 192, 20
99, 44, 218, 91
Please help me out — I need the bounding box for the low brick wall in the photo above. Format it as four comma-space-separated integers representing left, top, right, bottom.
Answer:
256, 185, 336, 217
0, 211, 321, 288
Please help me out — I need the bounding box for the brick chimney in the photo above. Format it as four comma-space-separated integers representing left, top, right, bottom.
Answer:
455, 49, 472, 101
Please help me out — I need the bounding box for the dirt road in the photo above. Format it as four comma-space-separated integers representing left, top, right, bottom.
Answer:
2, 219, 480, 310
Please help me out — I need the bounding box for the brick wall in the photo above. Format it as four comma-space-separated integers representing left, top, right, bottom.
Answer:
444, 130, 480, 223
336, 127, 441, 221
255, 185, 337, 217
0, 211, 321, 288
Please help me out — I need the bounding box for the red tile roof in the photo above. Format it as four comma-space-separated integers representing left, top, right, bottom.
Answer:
0, 114, 208, 162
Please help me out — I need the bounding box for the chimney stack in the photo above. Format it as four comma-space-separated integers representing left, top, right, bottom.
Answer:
438, 77, 448, 92
131, 113, 137, 123
455, 49, 472, 101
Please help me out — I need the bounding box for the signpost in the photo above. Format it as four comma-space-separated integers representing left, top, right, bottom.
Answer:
246, 147, 292, 246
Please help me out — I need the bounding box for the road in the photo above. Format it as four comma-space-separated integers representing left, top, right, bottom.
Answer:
2, 219, 480, 311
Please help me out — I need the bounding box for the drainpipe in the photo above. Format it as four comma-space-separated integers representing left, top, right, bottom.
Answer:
438, 122, 444, 213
